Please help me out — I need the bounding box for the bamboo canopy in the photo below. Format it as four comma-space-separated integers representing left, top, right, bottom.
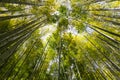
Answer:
0, 0, 120, 80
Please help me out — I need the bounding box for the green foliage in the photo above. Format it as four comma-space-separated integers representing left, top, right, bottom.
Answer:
59, 5, 67, 16
58, 17, 68, 28
0, 20, 10, 33
0, 0, 120, 80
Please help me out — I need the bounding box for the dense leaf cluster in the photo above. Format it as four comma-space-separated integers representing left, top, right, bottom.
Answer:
0, 0, 120, 80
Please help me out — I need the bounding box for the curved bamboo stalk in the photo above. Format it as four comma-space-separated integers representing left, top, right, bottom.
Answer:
93, 14, 120, 19
0, 14, 33, 21
0, 0, 43, 6
0, 8, 30, 14
97, 36, 120, 50
102, 19, 120, 26
0, 18, 45, 50
82, 0, 118, 6
88, 25, 120, 44
80, 8, 120, 12
0, 19, 46, 57
0, 16, 44, 41
90, 24, 120, 37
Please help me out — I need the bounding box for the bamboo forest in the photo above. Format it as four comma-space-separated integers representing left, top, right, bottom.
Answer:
0, 0, 120, 80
